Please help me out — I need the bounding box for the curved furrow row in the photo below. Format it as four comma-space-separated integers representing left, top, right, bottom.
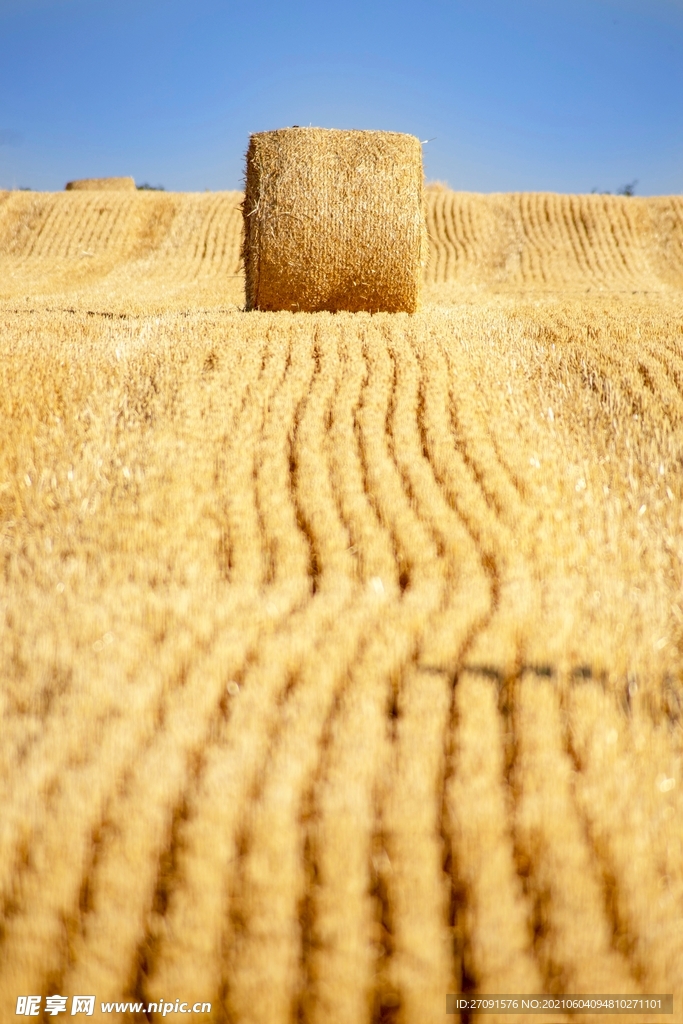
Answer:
143, 316, 383, 1020
118, 325, 318, 1014
113, 593, 337, 1015
296, 316, 451, 1023
214, 317, 376, 1022
18, 195, 65, 260
442, 360, 526, 531
417, 324, 510, 575
366, 321, 478, 1020
302, 603, 432, 1024
379, 664, 455, 1023
587, 195, 651, 290
290, 320, 355, 583
0, 337, 143, 907
399, 323, 554, 1016
138, 604, 329, 1015
610, 197, 659, 287
36, 196, 92, 259
252, 319, 315, 588
0, 630, 218, 991
462, 194, 493, 271
445, 671, 543, 1018
556, 195, 601, 286
358, 322, 441, 590
389, 321, 490, 667
536, 193, 590, 291
185, 195, 239, 282
601, 197, 646, 287
567, 683, 683, 1005
424, 190, 451, 284
429, 190, 469, 285
59, 197, 118, 258
572, 197, 626, 288
129, 195, 232, 293
0, 320, 275, 1008
533, 194, 571, 288
40, 195, 130, 261
326, 320, 398, 587
145, 316, 414, 1020
0, 612, 238, 1007
413, 328, 513, 673
511, 672, 638, 1000
52, 319, 315, 1006
518, 194, 549, 287
536, 193, 571, 285
362, 314, 541, 1021
435, 332, 540, 672
217, 329, 286, 586
385, 322, 519, 1021
74, 197, 138, 257
574, 196, 631, 287
220, 589, 378, 1024
199, 197, 242, 276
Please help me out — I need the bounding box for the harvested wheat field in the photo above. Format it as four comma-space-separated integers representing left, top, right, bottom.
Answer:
1, 186, 683, 1024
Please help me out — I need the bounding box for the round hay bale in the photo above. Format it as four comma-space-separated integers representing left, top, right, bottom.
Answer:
242, 127, 426, 313
65, 177, 136, 191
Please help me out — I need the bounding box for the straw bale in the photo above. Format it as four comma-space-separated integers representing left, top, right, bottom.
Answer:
242, 127, 426, 313
65, 177, 136, 191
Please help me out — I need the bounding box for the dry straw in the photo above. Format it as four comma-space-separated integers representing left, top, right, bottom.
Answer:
65, 177, 136, 191
242, 127, 426, 313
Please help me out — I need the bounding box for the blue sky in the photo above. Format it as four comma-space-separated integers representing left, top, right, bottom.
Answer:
1, 0, 682, 194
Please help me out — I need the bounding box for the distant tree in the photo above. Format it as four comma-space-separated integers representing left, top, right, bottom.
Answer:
591, 180, 637, 196
137, 183, 165, 191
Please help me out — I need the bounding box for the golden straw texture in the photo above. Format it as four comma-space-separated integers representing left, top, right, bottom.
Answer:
65, 176, 136, 191
1, 186, 683, 1022
242, 127, 426, 313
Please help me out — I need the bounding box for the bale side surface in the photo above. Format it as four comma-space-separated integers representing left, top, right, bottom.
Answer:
242, 127, 425, 313
65, 177, 136, 191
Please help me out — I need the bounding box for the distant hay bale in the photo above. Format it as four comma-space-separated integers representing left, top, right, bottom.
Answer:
242, 127, 426, 313
65, 177, 136, 191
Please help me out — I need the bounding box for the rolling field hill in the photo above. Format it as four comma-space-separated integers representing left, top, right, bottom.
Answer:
2, 187, 683, 309
1, 188, 683, 1023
